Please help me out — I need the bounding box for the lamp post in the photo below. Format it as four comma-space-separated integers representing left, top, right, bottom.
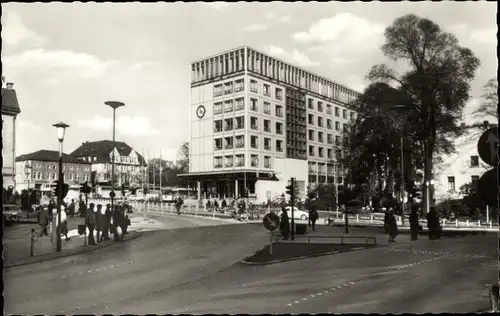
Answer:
391, 105, 408, 226
53, 121, 69, 252
24, 162, 32, 216
105, 101, 125, 215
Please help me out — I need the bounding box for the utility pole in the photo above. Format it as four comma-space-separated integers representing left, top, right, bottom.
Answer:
286, 178, 296, 240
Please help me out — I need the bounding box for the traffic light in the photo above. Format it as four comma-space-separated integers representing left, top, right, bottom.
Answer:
286, 179, 295, 203
80, 181, 92, 194
54, 179, 70, 199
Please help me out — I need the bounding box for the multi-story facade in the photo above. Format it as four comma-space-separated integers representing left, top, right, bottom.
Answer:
2, 82, 21, 190
183, 46, 360, 203
15, 150, 91, 191
433, 121, 496, 202
70, 140, 147, 187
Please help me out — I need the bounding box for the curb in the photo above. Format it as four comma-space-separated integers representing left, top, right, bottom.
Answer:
143, 210, 238, 223
4, 231, 143, 269
240, 244, 378, 266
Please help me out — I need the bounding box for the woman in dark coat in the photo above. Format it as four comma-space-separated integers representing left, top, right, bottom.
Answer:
279, 207, 290, 240
385, 208, 398, 243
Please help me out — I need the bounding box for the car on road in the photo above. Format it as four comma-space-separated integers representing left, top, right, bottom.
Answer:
3, 204, 21, 225
277, 207, 309, 221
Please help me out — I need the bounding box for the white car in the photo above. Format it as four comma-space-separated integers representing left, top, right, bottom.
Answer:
277, 207, 309, 221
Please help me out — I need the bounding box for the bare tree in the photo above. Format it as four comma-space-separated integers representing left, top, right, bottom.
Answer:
473, 78, 498, 120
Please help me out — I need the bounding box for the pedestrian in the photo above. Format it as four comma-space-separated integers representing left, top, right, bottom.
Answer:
68, 199, 76, 217
112, 205, 123, 241
95, 204, 104, 243
38, 205, 50, 236
175, 197, 182, 215
427, 206, 439, 240
57, 206, 71, 241
48, 199, 55, 222
279, 206, 290, 240
385, 208, 398, 243
79, 199, 86, 217
101, 204, 111, 241
122, 214, 131, 235
409, 206, 419, 241
310, 208, 319, 231
86, 203, 97, 245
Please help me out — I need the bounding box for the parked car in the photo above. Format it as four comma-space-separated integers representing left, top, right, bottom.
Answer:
277, 206, 309, 221
3, 204, 21, 225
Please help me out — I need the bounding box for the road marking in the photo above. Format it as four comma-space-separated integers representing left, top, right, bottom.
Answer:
294, 300, 300, 304
283, 281, 356, 308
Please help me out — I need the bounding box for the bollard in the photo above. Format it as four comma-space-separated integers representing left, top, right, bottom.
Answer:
195, 204, 198, 216
370, 214, 373, 223
442, 219, 446, 227
30, 228, 36, 257
490, 221, 493, 228
466, 220, 469, 227
490, 284, 499, 312
356, 214, 359, 222
478, 220, 481, 228
456, 219, 458, 227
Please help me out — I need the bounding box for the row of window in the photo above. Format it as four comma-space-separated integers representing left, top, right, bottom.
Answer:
308, 114, 349, 132
34, 163, 90, 172
214, 117, 284, 134
26, 172, 90, 182
213, 79, 245, 97
447, 175, 480, 192
308, 98, 356, 120
308, 163, 343, 175
249, 80, 283, 100
213, 98, 285, 118
308, 146, 344, 159
214, 135, 284, 152
308, 130, 348, 146
214, 154, 272, 169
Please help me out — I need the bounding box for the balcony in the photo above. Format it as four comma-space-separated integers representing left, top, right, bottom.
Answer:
251, 144, 258, 149
251, 125, 258, 130
264, 127, 271, 133
264, 145, 271, 151
235, 124, 244, 129
235, 104, 244, 111
235, 86, 244, 92
214, 91, 223, 97
224, 89, 233, 95
214, 164, 222, 169
214, 127, 222, 133
235, 161, 244, 167
224, 126, 233, 131
225, 163, 233, 168
250, 87, 258, 93
235, 142, 245, 148
214, 146, 222, 151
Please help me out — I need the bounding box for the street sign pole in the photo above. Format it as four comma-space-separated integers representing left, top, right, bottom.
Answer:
291, 178, 295, 241
269, 230, 273, 256
263, 213, 280, 257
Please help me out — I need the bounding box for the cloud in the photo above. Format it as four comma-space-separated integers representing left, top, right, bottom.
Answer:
265, 12, 290, 24
266, 45, 320, 68
203, 2, 229, 10
243, 24, 268, 32
470, 28, 497, 44
77, 115, 160, 137
2, 11, 47, 47
16, 119, 45, 156
3, 49, 118, 81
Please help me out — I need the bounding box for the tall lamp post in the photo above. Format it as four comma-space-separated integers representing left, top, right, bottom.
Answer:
24, 162, 32, 215
391, 105, 408, 226
53, 122, 69, 252
105, 101, 125, 214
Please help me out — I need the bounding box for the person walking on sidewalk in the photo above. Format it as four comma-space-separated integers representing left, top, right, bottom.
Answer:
86, 203, 97, 245
385, 208, 398, 243
409, 206, 419, 241
101, 204, 111, 242
279, 207, 290, 240
310, 207, 319, 231
96, 204, 106, 243
427, 207, 440, 240
57, 206, 71, 241
38, 205, 50, 236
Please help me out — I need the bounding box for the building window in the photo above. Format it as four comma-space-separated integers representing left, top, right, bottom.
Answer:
224, 137, 233, 149
251, 154, 259, 167
276, 105, 283, 117
235, 135, 245, 148
250, 117, 259, 130
327, 134, 333, 145
276, 140, 284, 152
327, 104, 332, 115
224, 100, 233, 113
225, 156, 233, 168
68, 173, 73, 181
335, 121, 340, 131
318, 117, 324, 128
343, 109, 347, 119
250, 98, 258, 111
308, 130, 315, 141
327, 119, 332, 130
318, 102, 323, 112
45, 172, 50, 179
224, 82, 233, 95
235, 98, 244, 111
264, 156, 272, 168
343, 123, 349, 133
447, 176, 455, 191
335, 107, 339, 117
251, 136, 259, 149
214, 120, 222, 132
264, 102, 271, 114
471, 175, 480, 191
343, 137, 349, 147
214, 102, 223, 114
250, 79, 258, 93
309, 146, 315, 156
335, 149, 342, 160
235, 116, 244, 129
327, 148, 333, 159
470, 156, 479, 167
275, 88, 283, 100
276, 122, 283, 135
235, 79, 244, 92
235, 154, 245, 167
214, 156, 223, 169
214, 84, 223, 97
318, 147, 325, 158
224, 118, 233, 131
264, 120, 271, 133
308, 114, 314, 125
264, 138, 272, 150
318, 132, 324, 143
263, 84, 271, 97
308, 98, 314, 109
350, 112, 355, 121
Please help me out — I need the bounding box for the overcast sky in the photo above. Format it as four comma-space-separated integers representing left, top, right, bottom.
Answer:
2, 2, 497, 161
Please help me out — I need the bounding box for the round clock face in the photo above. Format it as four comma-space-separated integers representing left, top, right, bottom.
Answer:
196, 105, 206, 119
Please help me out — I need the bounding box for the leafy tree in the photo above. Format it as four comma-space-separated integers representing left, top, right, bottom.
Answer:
473, 78, 498, 120
177, 142, 189, 172
367, 14, 480, 213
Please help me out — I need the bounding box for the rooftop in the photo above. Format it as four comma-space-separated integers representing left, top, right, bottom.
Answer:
16, 150, 90, 164
1, 87, 21, 116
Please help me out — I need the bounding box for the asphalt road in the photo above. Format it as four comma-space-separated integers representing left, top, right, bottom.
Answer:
5, 214, 497, 314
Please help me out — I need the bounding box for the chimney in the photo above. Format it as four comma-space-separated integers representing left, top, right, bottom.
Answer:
6, 82, 14, 90
483, 120, 489, 127
460, 122, 466, 128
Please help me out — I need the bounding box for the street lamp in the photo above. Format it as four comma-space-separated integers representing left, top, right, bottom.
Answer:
105, 101, 125, 215
53, 121, 69, 252
24, 162, 32, 191
391, 105, 408, 225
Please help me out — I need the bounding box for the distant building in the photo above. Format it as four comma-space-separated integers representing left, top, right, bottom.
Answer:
70, 140, 147, 187
433, 121, 496, 202
15, 150, 91, 191
182, 46, 360, 203
2, 81, 21, 190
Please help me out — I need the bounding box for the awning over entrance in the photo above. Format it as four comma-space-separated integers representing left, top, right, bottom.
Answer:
179, 170, 279, 182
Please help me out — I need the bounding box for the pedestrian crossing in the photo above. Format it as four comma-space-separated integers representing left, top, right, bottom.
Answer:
66, 216, 164, 238
389, 247, 493, 260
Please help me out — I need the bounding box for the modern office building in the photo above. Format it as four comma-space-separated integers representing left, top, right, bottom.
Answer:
15, 150, 92, 191
182, 46, 360, 203
70, 140, 147, 187
2, 81, 21, 190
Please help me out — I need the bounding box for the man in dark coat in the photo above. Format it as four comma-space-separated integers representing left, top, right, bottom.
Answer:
385, 208, 398, 243
427, 207, 439, 240
409, 206, 419, 241
112, 205, 125, 241
96, 204, 105, 243
38, 205, 50, 236
101, 204, 112, 241
86, 203, 97, 245
279, 207, 290, 240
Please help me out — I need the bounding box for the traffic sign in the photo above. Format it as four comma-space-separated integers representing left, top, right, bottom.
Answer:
109, 191, 116, 199
263, 212, 280, 231
478, 168, 498, 207
477, 127, 498, 166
